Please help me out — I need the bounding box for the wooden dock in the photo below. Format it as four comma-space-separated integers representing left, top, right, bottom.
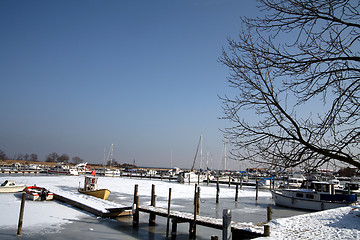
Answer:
138, 205, 265, 239
53, 193, 132, 218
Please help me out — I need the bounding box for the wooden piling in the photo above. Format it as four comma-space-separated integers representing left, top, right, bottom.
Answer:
171, 218, 178, 240
222, 209, 232, 240
267, 206, 272, 222
264, 225, 270, 236
240, 175, 243, 190
255, 178, 259, 201
216, 176, 220, 204
133, 184, 139, 227
190, 188, 198, 239
228, 175, 231, 188
149, 184, 156, 226
17, 193, 26, 236
166, 188, 172, 238
235, 182, 239, 202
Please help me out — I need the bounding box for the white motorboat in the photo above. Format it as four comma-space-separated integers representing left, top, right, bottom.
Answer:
48, 163, 79, 175
0, 180, 26, 193
272, 181, 358, 211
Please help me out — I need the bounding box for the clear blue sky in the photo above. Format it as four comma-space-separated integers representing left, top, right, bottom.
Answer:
0, 0, 259, 169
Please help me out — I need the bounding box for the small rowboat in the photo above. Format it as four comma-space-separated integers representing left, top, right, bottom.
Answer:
25, 186, 53, 201
0, 180, 26, 193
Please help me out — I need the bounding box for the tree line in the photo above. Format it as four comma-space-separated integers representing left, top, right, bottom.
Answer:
0, 149, 84, 164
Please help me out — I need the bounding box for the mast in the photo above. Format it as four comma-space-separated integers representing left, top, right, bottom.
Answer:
191, 135, 202, 171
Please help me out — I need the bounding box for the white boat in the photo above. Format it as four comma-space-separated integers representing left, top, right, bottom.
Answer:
272, 181, 358, 211
177, 171, 207, 183
25, 186, 53, 201
0, 180, 26, 193
287, 177, 305, 188
48, 163, 79, 175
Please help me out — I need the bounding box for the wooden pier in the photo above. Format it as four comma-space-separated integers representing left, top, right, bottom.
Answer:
138, 205, 265, 239
53, 193, 132, 218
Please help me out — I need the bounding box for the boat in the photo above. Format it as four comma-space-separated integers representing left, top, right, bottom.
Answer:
78, 176, 110, 200
48, 162, 79, 175
271, 181, 358, 211
0, 180, 26, 193
25, 186, 53, 201
177, 171, 207, 183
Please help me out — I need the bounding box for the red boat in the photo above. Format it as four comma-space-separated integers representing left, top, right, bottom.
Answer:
25, 186, 53, 201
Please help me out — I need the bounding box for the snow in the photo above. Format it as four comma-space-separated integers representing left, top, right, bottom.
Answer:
0, 175, 359, 239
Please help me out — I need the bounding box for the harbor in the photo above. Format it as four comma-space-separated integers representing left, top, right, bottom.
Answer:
1, 173, 359, 239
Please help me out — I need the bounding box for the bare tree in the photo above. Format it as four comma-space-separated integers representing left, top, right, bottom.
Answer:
46, 152, 59, 162
219, 0, 360, 170
72, 156, 83, 164
58, 154, 70, 163
30, 153, 38, 162
0, 150, 6, 160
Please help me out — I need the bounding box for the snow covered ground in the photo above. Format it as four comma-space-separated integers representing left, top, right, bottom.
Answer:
0, 175, 359, 239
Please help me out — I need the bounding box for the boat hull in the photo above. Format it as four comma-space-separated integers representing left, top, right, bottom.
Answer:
271, 190, 356, 211
25, 186, 53, 201
78, 189, 110, 200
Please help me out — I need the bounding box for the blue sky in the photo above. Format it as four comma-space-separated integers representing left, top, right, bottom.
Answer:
0, 0, 259, 169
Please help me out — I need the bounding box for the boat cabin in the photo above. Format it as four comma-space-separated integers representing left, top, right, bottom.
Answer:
83, 176, 98, 191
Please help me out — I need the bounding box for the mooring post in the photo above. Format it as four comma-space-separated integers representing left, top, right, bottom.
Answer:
256, 178, 259, 201
264, 225, 270, 237
240, 175, 243, 190
228, 175, 231, 188
149, 184, 156, 226
207, 172, 209, 185
216, 176, 220, 204
133, 184, 139, 227
235, 181, 239, 202
222, 209, 232, 240
198, 173, 200, 184
267, 206, 272, 222
17, 193, 26, 236
190, 188, 198, 239
171, 218, 178, 240
196, 186, 200, 215
166, 188, 172, 238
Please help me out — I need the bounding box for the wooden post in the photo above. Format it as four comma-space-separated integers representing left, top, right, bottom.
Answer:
222, 209, 232, 240
197, 173, 200, 185
216, 176, 220, 204
240, 175, 243, 190
196, 186, 200, 215
149, 184, 156, 225
166, 188, 172, 238
190, 188, 198, 239
228, 175, 231, 188
133, 184, 139, 227
171, 218, 178, 240
267, 206, 273, 222
235, 182, 239, 202
264, 225, 270, 237
207, 173, 209, 185
256, 178, 259, 201
17, 193, 26, 236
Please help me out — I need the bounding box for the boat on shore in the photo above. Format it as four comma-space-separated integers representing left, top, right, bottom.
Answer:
0, 180, 26, 193
25, 186, 53, 201
78, 176, 110, 200
272, 181, 358, 211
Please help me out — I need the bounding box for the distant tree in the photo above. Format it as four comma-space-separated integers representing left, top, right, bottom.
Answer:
72, 156, 83, 164
0, 150, 6, 160
58, 154, 70, 163
106, 159, 117, 166
30, 153, 38, 162
16, 154, 23, 161
23, 154, 29, 161
46, 152, 59, 162
219, 0, 360, 170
